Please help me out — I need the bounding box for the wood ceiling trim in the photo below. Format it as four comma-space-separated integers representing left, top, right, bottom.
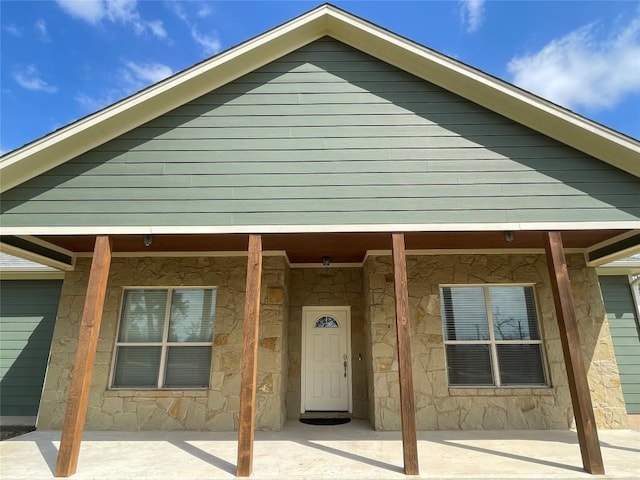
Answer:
33, 230, 628, 264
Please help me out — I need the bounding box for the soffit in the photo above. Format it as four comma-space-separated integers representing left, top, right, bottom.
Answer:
35, 230, 628, 264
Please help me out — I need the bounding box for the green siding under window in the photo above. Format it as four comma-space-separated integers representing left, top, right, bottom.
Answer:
2, 38, 639, 228
0, 279, 62, 418
599, 275, 640, 414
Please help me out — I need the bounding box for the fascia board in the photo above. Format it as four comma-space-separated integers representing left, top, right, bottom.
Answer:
1, 221, 639, 236
0, 271, 65, 280
597, 263, 640, 276
0, 8, 329, 193
324, 9, 640, 177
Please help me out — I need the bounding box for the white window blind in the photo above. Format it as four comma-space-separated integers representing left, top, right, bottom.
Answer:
440, 285, 547, 387
111, 288, 216, 389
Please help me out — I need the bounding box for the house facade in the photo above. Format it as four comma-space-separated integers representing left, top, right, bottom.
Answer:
32, 251, 629, 433
1, 5, 639, 477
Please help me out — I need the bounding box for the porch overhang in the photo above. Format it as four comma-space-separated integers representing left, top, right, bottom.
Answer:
7, 227, 638, 268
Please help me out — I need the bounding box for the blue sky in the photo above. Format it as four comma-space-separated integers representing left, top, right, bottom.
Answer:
1, 1, 639, 155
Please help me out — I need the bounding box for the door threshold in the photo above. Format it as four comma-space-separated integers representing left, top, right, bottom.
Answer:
300, 411, 350, 419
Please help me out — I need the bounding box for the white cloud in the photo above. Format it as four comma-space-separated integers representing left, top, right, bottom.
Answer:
197, 4, 213, 19
13, 65, 58, 93
35, 19, 50, 42
123, 61, 173, 87
75, 60, 173, 112
55, 0, 105, 23
75, 91, 119, 112
459, 0, 485, 33
190, 27, 222, 55
508, 14, 640, 111
168, 1, 188, 23
3, 24, 23, 37
168, 1, 221, 56
55, 0, 167, 38
146, 20, 166, 38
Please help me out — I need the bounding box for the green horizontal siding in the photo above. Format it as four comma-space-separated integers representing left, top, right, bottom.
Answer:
88, 135, 586, 151
144, 112, 560, 128
619, 382, 640, 395
2, 37, 639, 228
9, 183, 637, 202
121, 123, 538, 139
3, 196, 640, 215
13, 172, 639, 191
28, 147, 595, 165
0, 280, 62, 418
1, 209, 635, 229
599, 275, 640, 414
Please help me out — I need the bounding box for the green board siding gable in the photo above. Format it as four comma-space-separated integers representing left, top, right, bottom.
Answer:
0, 279, 62, 418
599, 275, 640, 414
2, 37, 640, 228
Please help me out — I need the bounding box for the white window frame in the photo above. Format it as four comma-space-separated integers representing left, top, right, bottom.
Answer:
440, 283, 549, 388
109, 286, 216, 390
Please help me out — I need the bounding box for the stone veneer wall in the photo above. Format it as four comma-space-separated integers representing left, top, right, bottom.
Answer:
287, 268, 367, 420
38, 255, 289, 431
364, 253, 628, 431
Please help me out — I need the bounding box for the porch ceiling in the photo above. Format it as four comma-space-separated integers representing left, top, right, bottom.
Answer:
36, 230, 628, 264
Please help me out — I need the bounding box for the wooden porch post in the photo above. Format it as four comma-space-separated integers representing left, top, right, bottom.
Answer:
391, 233, 419, 475
236, 234, 263, 477
55, 236, 112, 477
544, 231, 604, 475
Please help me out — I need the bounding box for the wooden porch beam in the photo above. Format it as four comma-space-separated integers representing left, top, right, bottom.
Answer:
543, 231, 604, 475
55, 236, 112, 477
236, 234, 263, 477
391, 233, 419, 475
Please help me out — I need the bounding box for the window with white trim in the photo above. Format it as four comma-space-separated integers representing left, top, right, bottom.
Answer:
440, 285, 547, 387
111, 288, 216, 389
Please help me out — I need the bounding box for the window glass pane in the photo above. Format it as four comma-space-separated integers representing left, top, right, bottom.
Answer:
446, 344, 494, 386
168, 289, 216, 342
314, 316, 339, 328
497, 344, 546, 385
490, 287, 540, 340
113, 346, 161, 387
441, 287, 489, 340
118, 290, 167, 342
164, 346, 212, 388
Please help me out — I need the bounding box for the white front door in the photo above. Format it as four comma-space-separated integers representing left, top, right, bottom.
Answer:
301, 306, 351, 412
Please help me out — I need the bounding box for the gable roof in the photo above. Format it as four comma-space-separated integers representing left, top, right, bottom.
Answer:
1, 4, 638, 194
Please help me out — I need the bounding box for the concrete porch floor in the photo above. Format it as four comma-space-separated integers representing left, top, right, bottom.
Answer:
1, 420, 639, 479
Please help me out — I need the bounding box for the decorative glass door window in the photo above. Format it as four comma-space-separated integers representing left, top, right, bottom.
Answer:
111, 288, 216, 389
440, 285, 547, 387
314, 315, 339, 328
